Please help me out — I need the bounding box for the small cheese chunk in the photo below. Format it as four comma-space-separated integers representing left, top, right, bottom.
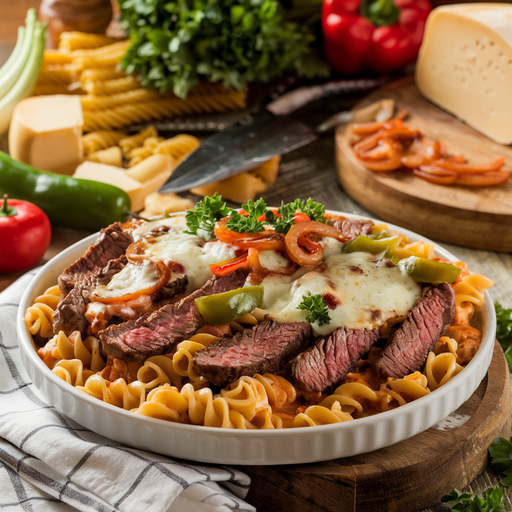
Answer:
9, 95, 84, 174
73, 160, 172, 212
416, 4, 512, 144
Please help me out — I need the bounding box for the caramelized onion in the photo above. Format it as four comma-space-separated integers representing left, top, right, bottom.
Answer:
285, 221, 342, 267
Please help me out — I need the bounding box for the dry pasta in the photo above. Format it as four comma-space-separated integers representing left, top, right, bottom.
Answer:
82, 91, 248, 132
118, 126, 158, 155
59, 31, 120, 52
82, 130, 126, 155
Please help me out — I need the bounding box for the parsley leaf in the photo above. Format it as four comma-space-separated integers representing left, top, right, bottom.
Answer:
184, 193, 233, 239
490, 437, 512, 487
441, 486, 506, 511
118, 0, 328, 98
273, 198, 326, 234
226, 199, 268, 233
495, 302, 512, 372
297, 292, 330, 326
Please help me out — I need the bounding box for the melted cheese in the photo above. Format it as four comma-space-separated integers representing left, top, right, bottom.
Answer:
131, 216, 236, 292
95, 260, 159, 299
259, 252, 422, 337
258, 250, 290, 272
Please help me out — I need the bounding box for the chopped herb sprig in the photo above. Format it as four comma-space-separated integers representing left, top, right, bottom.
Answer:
495, 302, 512, 372
272, 198, 326, 234
226, 199, 268, 233
184, 193, 233, 239
297, 292, 330, 326
441, 486, 506, 511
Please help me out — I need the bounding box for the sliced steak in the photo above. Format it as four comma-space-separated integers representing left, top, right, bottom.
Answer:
53, 256, 188, 337
333, 219, 373, 241
376, 283, 456, 379
53, 256, 128, 336
99, 269, 248, 362
192, 320, 311, 387
286, 327, 380, 392
59, 222, 133, 298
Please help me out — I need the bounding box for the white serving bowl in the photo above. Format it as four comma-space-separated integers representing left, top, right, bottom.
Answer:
16, 212, 495, 465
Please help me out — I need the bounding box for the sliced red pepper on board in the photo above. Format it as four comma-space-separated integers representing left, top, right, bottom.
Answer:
322, 0, 431, 75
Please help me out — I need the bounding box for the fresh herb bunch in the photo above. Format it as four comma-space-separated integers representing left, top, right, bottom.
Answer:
489, 436, 512, 487
495, 302, 512, 372
271, 198, 326, 234
297, 292, 330, 326
119, 0, 328, 98
184, 193, 233, 238
226, 199, 268, 233
441, 487, 506, 511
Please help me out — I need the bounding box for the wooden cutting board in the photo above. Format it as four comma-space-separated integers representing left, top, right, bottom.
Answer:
239, 341, 511, 512
335, 77, 512, 252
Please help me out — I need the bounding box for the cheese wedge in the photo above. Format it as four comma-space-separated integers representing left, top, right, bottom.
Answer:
73, 160, 172, 212
9, 95, 84, 174
416, 4, 512, 144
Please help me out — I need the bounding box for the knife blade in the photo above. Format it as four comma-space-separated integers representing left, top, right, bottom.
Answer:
159, 114, 317, 194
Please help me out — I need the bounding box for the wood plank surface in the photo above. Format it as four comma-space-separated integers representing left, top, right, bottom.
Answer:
335, 77, 512, 252
240, 341, 511, 512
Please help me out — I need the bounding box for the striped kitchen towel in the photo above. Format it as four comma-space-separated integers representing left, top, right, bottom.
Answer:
0, 270, 255, 512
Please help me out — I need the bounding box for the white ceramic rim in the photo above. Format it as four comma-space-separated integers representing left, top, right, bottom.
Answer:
16, 211, 496, 465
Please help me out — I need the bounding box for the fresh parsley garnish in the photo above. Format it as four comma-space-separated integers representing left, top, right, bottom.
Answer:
184, 193, 233, 239
297, 292, 330, 326
441, 486, 506, 511
273, 198, 326, 234
495, 302, 512, 372
489, 436, 512, 487
226, 199, 268, 233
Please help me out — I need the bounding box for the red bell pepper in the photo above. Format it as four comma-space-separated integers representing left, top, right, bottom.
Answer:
322, 0, 431, 75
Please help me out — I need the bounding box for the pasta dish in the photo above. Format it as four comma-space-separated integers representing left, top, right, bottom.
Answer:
25, 195, 493, 430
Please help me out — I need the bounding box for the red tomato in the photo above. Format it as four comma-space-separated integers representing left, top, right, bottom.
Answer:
0, 195, 51, 273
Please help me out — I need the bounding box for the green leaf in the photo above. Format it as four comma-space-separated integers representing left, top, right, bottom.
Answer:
297, 292, 330, 326
441, 486, 506, 511
184, 193, 233, 238
226, 198, 268, 233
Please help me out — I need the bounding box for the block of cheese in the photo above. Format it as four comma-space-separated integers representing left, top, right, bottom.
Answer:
73, 161, 172, 212
416, 4, 512, 145
9, 95, 84, 174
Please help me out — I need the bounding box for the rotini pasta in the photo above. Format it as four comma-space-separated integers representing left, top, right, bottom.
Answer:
26, 207, 493, 431
82, 91, 248, 132
118, 126, 158, 155
82, 130, 127, 155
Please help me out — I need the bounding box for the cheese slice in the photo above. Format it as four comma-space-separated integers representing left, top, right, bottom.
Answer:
9, 95, 84, 174
416, 4, 512, 144
73, 161, 172, 212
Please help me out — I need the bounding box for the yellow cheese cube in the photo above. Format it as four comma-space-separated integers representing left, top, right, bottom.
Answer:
9, 95, 84, 174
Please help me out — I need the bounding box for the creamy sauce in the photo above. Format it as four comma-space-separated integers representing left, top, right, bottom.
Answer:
96, 259, 159, 298
130, 216, 236, 293
258, 250, 290, 272
259, 252, 422, 337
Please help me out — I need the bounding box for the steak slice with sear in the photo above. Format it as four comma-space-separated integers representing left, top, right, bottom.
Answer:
286, 327, 380, 392
333, 219, 373, 241
192, 320, 311, 387
99, 269, 248, 363
375, 283, 456, 379
53, 256, 128, 336
58, 222, 133, 298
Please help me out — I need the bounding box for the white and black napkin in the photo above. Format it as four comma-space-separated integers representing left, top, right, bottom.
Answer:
0, 270, 255, 512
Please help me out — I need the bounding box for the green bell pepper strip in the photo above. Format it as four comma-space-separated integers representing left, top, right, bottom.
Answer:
195, 286, 264, 325
0, 151, 131, 231
398, 256, 461, 284
342, 234, 401, 260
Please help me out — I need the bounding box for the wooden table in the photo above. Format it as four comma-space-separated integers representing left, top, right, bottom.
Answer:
1, 3, 512, 510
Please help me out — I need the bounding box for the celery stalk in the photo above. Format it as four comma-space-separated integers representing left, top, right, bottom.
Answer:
0, 23, 46, 135
0, 9, 36, 99
0, 26, 25, 82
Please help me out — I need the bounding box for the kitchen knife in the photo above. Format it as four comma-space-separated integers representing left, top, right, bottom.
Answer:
159, 78, 389, 194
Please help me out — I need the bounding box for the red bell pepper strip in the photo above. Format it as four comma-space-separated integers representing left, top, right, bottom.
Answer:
210, 254, 248, 276
322, 0, 431, 75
